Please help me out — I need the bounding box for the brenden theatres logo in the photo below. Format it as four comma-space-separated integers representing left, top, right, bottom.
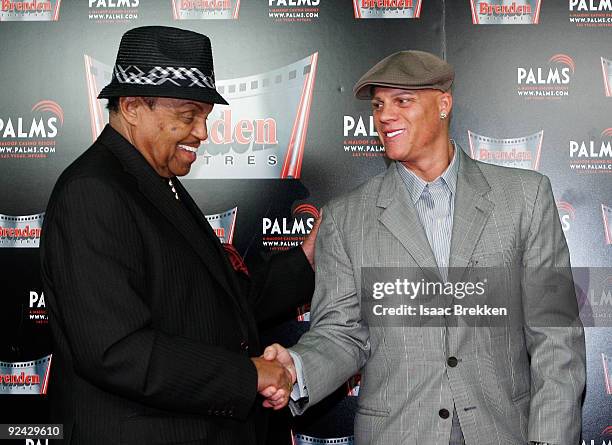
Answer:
343, 113, 384, 157
0, 101, 63, 159
602, 57, 612, 96
568, 128, 612, 174
0, 213, 44, 248
188, 54, 318, 179
468, 130, 543, 170
603, 204, 612, 245
268, 0, 320, 23
262, 203, 319, 251
557, 201, 575, 233
0, 0, 61, 21
0, 354, 51, 395
88, 0, 139, 24
205, 207, 237, 244
569, 0, 612, 28
470, 0, 541, 24
294, 434, 353, 445
85, 54, 318, 179
172, 0, 240, 20
517, 54, 574, 99
353, 0, 422, 19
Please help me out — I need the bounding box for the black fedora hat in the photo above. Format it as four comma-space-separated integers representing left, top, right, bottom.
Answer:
98, 26, 228, 105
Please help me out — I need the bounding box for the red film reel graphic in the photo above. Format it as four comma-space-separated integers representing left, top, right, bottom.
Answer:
171, 0, 240, 20
470, 0, 541, 24
0, 354, 52, 395
353, 0, 423, 19
0, 213, 44, 248
0, 0, 61, 21
467, 130, 543, 171
205, 207, 238, 245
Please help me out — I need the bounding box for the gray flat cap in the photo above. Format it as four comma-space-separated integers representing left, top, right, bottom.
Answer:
353, 50, 454, 99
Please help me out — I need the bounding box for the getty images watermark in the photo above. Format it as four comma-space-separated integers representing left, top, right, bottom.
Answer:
361, 267, 610, 328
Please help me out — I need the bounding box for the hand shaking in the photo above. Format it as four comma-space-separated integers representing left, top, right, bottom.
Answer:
251, 343, 296, 410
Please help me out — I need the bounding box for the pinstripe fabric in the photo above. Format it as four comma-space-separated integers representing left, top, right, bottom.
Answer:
40, 125, 314, 445
397, 145, 458, 280
290, 146, 585, 445
398, 148, 464, 444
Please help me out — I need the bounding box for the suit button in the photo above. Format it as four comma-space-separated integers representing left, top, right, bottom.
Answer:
439, 409, 450, 419
214, 410, 220, 416
240, 341, 249, 351
447, 356, 458, 367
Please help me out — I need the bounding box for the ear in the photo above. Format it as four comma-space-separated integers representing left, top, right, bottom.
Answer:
118, 97, 144, 126
439, 91, 453, 117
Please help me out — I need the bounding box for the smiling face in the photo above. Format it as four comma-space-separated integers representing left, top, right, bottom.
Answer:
371, 87, 452, 166
121, 97, 214, 178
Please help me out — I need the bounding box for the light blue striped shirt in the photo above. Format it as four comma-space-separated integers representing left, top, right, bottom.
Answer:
396, 145, 459, 280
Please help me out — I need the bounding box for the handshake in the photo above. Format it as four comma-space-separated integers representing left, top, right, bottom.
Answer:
250, 344, 296, 410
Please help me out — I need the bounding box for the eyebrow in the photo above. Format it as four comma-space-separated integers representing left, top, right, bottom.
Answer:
179, 102, 207, 111
371, 91, 417, 101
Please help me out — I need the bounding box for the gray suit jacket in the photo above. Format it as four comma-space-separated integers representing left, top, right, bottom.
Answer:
291, 148, 585, 445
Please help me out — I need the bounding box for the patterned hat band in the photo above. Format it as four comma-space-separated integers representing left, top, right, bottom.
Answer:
113, 64, 216, 89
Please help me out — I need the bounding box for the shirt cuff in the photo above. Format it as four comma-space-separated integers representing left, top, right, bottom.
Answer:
289, 350, 308, 401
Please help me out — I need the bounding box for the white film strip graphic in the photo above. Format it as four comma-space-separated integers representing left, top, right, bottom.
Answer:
353, 0, 422, 18
293, 434, 354, 445
187, 53, 318, 179
468, 130, 543, 171
205, 207, 238, 244
470, 0, 541, 24
601, 57, 612, 97
0, 354, 52, 395
0, 213, 44, 248
84, 55, 113, 140
171, 0, 240, 20
0, 0, 61, 21
602, 204, 612, 245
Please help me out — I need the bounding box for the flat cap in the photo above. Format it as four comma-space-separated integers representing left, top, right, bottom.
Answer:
353, 50, 454, 99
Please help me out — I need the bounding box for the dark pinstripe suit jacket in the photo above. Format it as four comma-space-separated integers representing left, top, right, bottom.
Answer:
40, 125, 314, 445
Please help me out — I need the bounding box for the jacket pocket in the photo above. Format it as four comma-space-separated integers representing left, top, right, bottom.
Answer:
355, 405, 390, 417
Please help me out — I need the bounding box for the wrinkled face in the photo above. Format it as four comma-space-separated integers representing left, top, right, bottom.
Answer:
131, 97, 214, 177
371, 87, 449, 163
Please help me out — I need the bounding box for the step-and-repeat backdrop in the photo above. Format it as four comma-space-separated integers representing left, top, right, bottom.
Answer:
0, 1, 610, 444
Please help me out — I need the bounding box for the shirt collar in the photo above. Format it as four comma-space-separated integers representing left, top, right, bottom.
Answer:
398, 140, 460, 204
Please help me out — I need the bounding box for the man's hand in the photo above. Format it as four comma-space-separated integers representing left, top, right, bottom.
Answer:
300, 209, 322, 269
258, 344, 297, 410
251, 357, 294, 410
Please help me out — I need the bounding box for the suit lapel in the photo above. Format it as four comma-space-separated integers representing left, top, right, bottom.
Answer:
99, 126, 244, 315
448, 148, 494, 282
377, 163, 441, 280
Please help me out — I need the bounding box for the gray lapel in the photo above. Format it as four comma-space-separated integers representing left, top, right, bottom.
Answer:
377, 163, 441, 280
448, 147, 494, 281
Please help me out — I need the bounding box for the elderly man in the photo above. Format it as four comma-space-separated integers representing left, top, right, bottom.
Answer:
264, 51, 585, 445
40, 26, 316, 445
